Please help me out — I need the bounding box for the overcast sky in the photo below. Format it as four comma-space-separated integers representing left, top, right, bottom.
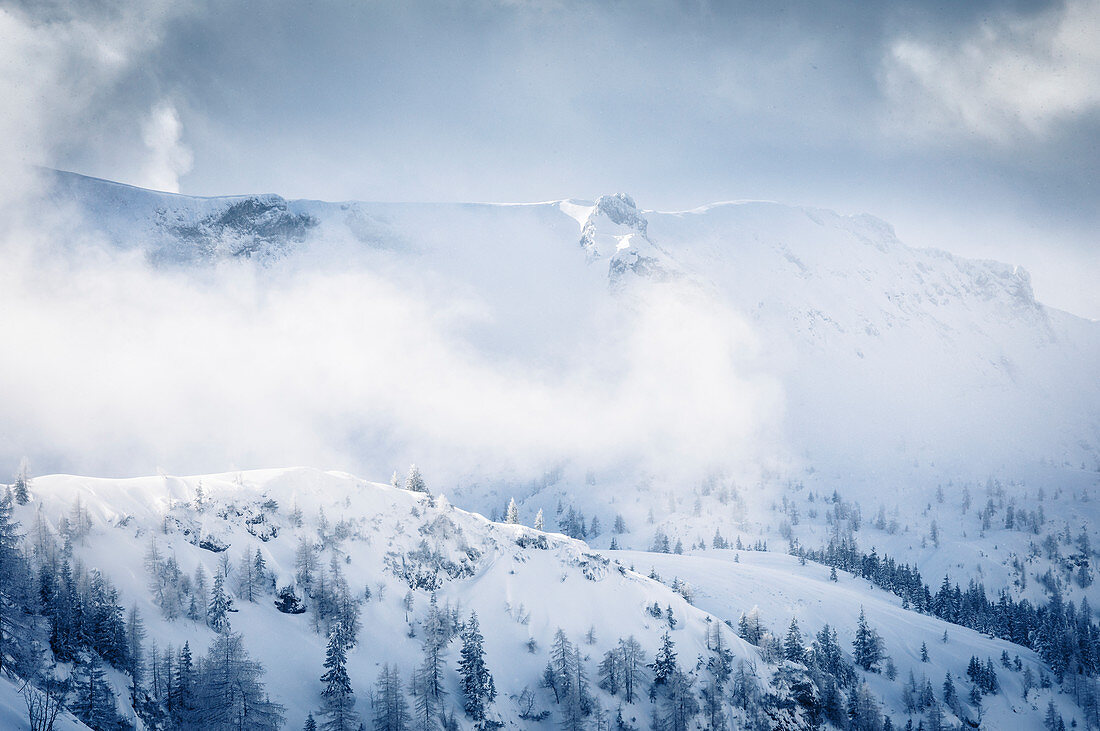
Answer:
5, 0, 1099, 317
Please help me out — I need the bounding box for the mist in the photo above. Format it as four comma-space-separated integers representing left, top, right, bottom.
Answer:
0, 189, 784, 487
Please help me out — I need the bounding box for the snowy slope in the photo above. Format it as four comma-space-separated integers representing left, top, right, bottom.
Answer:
645, 201, 1100, 483
618, 548, 1081, 729
11, 468, 768, 729
7, 467, 1087, 729
0, 673, 91, 731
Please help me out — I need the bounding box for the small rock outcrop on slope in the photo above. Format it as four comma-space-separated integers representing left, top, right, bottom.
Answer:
156, 195, 318, 263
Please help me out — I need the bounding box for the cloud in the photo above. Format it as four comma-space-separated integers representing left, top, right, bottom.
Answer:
0, 1, 190, 205
0, 229, 783, 485
140, 101, 193, 193
882, 0, 1100, 144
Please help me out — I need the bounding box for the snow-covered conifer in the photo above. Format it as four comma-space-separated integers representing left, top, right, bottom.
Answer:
319, 622, 360, 731
13, 458, 30, 505
458, 612, 496, 726
853, 607, 883, 672
374, 663, 411, 731
652, 631, 676, 688
405, 465, 428, 494
783, 618, 805, 664
208, 572, 232, 634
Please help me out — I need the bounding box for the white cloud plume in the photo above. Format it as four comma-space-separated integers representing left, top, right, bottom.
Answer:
882, 0, 1100, 143
140, 101, 193, 193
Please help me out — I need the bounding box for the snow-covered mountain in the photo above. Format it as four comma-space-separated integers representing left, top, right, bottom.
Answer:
1, 468, 1085, 730
44, 169, 1100, 492
5, 170, 1098, 730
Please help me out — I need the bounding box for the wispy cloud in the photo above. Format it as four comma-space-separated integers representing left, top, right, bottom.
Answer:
882, 0, 1100, 144
0, 0, 192, 204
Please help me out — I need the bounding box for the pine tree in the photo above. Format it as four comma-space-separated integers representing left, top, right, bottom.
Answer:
13, 459, 30, 505
0, 490, 32, 676
253, 547, 268, 595
1044, 699, 1062, 731
405, 465, 428, 494
559, 643, 592, 731
506, 499, 519, 525
618, 636, 647, 704
46, 548, 81, 662
192, 563, 209, 623
410, 670, 437, 731
736, 608, 763, 645
783, 618, 805, 663
237, 549, 256, 602
534, 509, 544, 531
942, 672, 956, 710
126, 604, 146, 700
706, 624, 733, 689
320, 622, 360, 731
658, 668, 698, 731
71, 655, 121, 730
171, 641, 194, 726
849, 683, 883, 731
412, 594, 449, 730
458, 612, 495, 726
853, 607, 883, 672
925, 699, 944, 731
374, 664, 411, 731
730, 661, 754, 712
208, 572, 232, 634
191, 632, 284, 730
545, 628, 574, 704
699, 676, 727, 731
305, 713, 318, 731
652, 631, 677, 688
598, 648, 621, 696
296, 538, 318, 595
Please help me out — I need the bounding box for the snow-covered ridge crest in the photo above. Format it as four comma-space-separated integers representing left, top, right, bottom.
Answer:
26, 467, 607, 583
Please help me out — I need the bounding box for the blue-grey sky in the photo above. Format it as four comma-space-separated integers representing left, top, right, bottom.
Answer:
6, 0, 1099, 316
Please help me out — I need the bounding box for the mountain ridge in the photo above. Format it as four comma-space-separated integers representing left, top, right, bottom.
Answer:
31, 166, 1100, 487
